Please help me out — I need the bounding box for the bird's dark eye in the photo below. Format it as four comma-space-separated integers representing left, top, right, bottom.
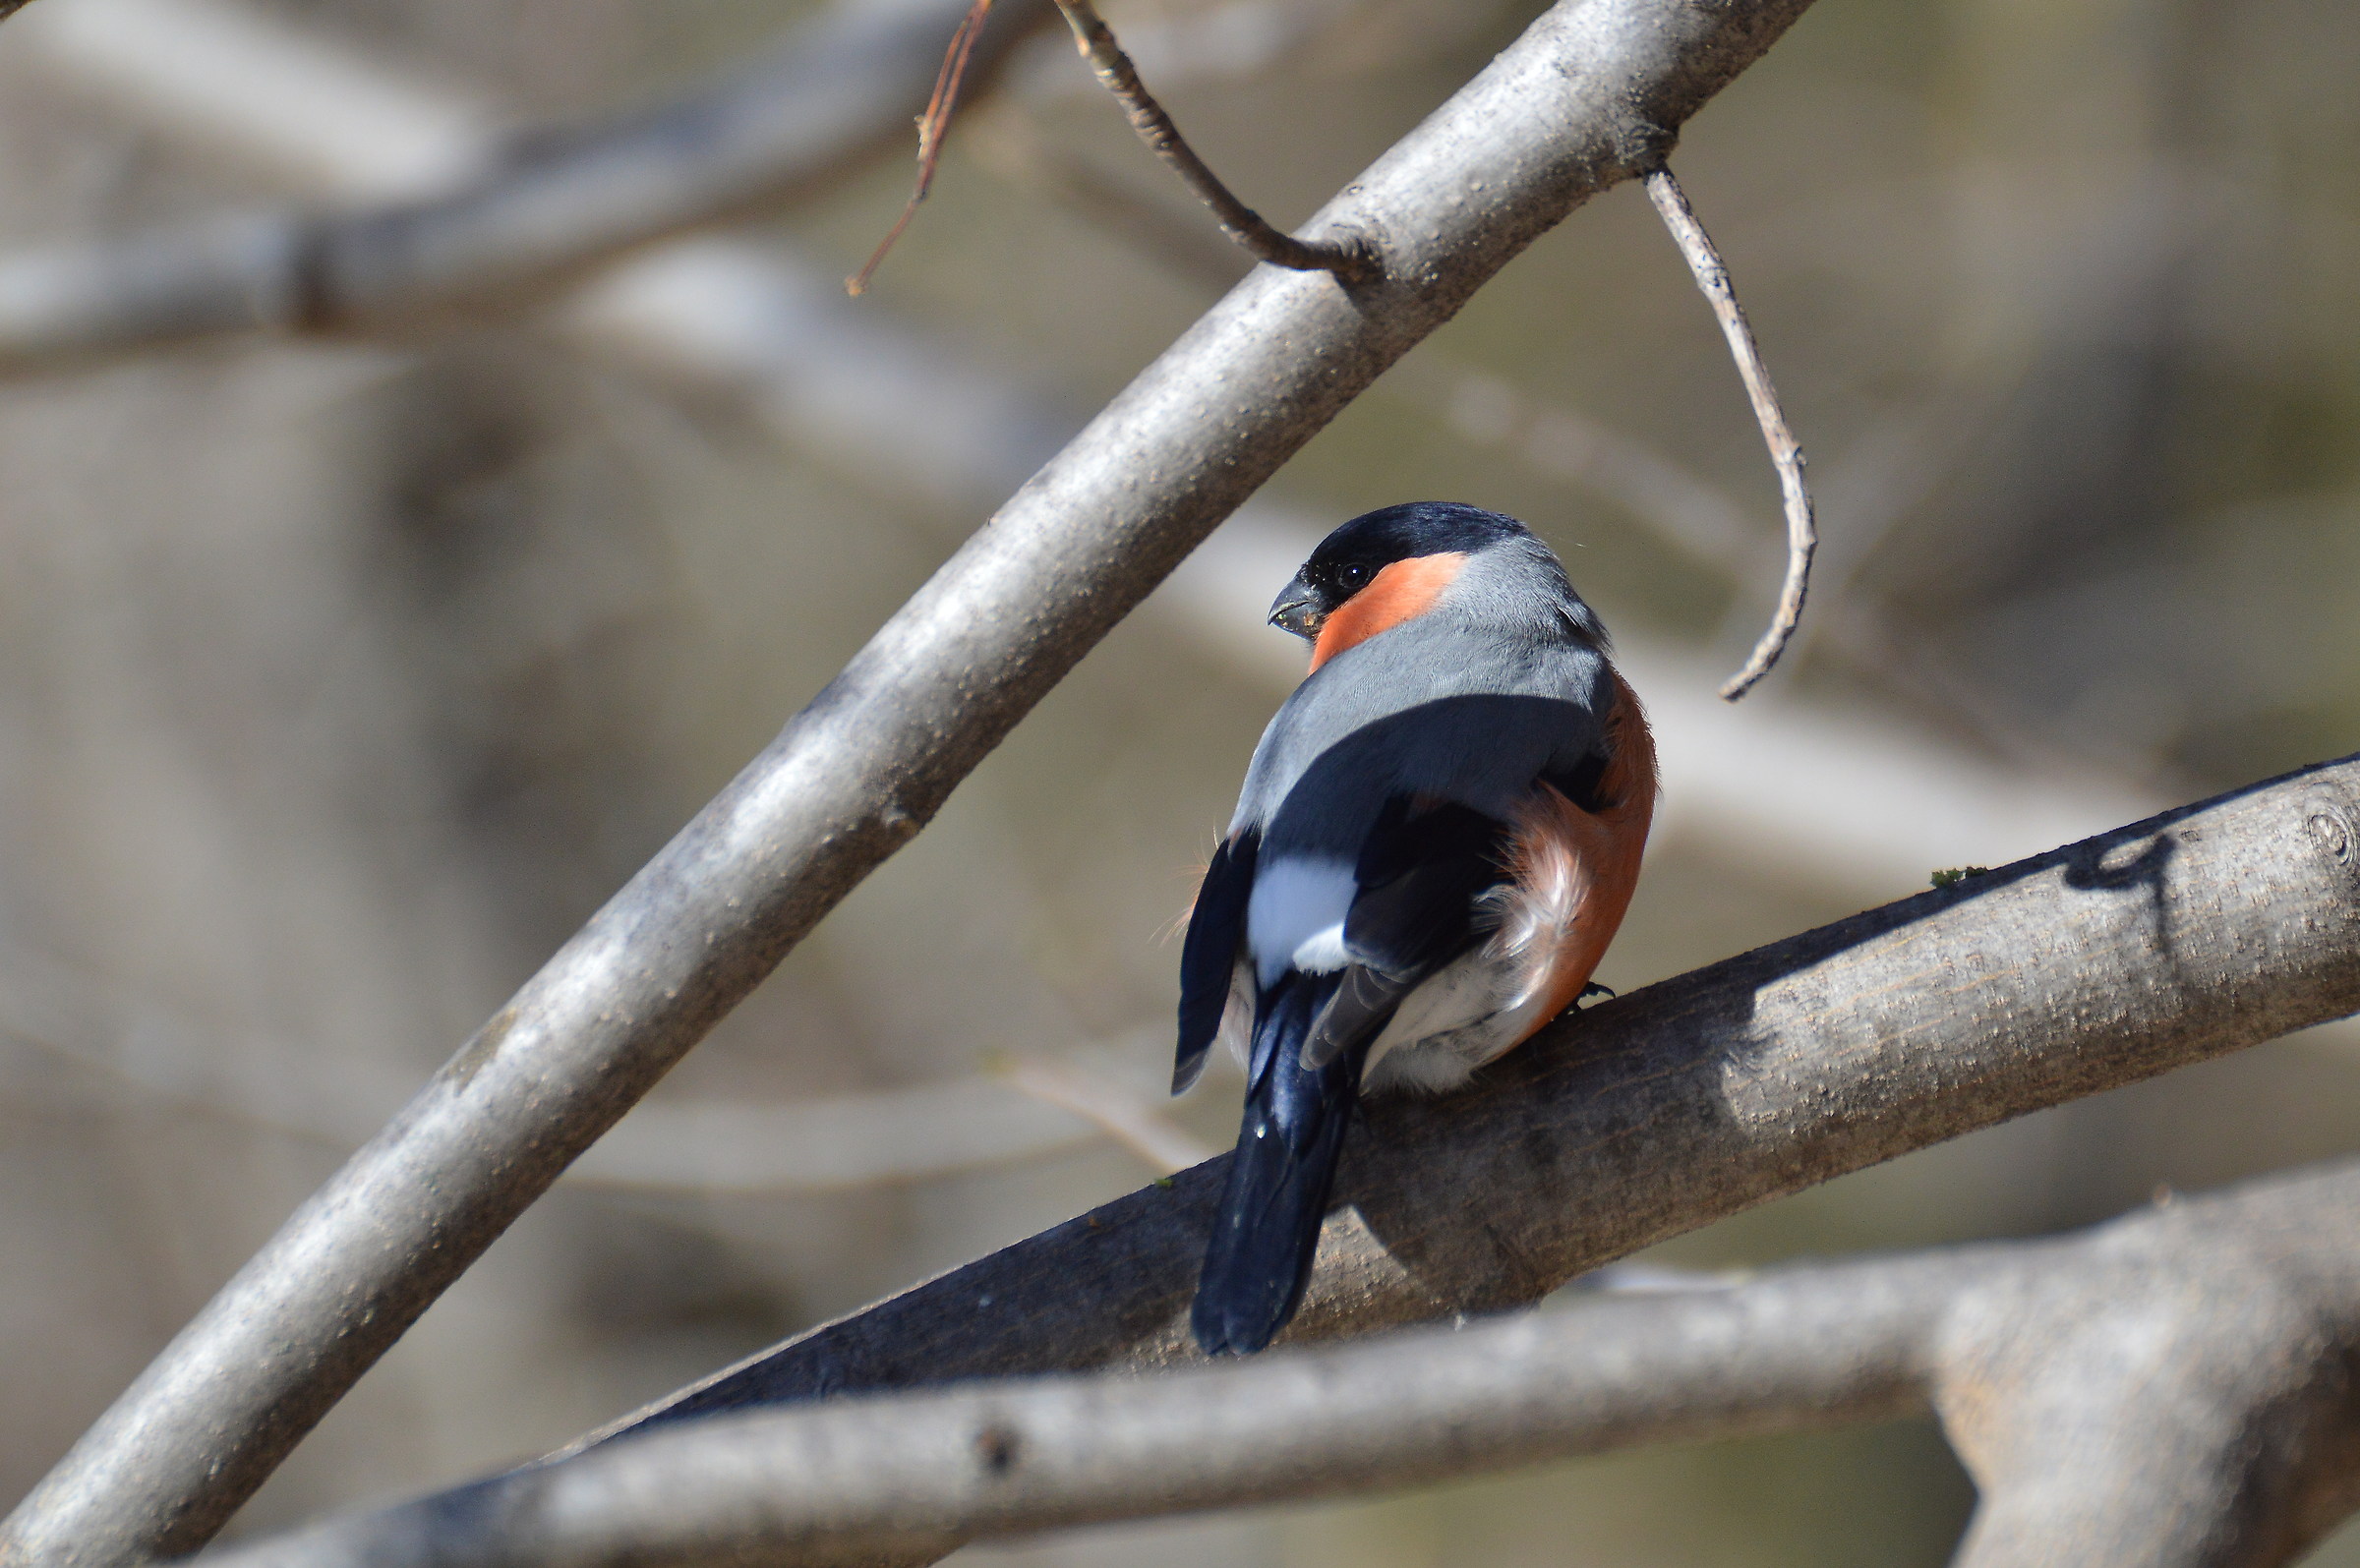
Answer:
1339, 562, 1373, 590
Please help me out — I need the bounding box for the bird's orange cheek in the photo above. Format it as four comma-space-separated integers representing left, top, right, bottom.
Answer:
1309, 552, 1467, 671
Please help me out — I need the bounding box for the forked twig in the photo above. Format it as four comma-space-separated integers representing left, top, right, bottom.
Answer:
1643, 165, 1815, 701
848, 0, 997, 296
1050, 0, 1370, 281
854, 0, 1368, 296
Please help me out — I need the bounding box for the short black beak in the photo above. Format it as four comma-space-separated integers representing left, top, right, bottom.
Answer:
1268, 574, 1324, 640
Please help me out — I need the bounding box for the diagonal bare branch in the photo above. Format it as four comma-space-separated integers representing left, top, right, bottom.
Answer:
0, 4, 1824, 1564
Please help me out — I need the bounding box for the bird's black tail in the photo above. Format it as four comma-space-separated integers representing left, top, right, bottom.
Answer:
1192, 972, 1369, 1356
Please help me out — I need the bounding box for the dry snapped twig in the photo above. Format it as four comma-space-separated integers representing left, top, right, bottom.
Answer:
1642, 165, 1816, 701
0, 5, 1823, 1565
195, 1161, 2360, 1568
847, 0, 998, 296
1049, 0, 1372, 280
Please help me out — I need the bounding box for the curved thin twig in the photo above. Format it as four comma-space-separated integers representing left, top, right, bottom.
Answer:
1642, 165, 1815, 700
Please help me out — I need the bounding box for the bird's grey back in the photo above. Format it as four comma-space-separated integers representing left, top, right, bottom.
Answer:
1232, 616, 1613, 860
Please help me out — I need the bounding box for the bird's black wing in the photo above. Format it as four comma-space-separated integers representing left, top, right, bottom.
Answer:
1297, 797, 1511, 1070
1174, 831, 1258, 1093
1347, 797, 1509, 974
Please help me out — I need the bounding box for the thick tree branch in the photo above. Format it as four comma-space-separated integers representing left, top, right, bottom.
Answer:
522, 753, 2360, 1453
200, 1162, 2360, 1568
0, 4, 1821, 1564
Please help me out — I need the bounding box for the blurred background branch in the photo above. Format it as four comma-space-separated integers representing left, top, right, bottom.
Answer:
0, 939, 1203, 1191
0, 0, 1059, 356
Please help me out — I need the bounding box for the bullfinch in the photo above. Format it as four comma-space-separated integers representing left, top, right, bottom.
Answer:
1176, 501, 1657, 1355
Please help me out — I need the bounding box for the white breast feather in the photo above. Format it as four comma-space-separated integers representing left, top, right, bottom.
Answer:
1482, 818, 1595, 1022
